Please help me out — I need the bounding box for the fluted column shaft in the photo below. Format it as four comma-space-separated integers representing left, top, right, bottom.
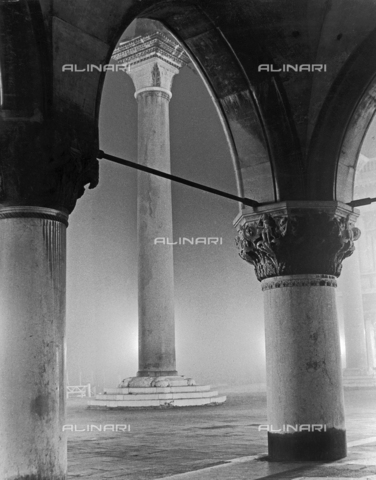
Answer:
0, 207, 68, 480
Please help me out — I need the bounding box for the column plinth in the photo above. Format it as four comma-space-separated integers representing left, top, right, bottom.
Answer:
235, 201, 360, 461
0, 207, 68, 480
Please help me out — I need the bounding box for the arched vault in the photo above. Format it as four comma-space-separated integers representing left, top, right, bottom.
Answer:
2, 0, 376, 211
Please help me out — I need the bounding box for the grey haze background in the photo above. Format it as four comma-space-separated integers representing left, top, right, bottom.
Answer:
65, 22, 376, 391
66, 27, 264, 391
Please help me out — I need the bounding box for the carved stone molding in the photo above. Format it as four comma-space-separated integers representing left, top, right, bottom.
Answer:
114, 30, 187, 101
235, 203, 360, 281
0, 206, 69, 227
49, 129, 99, 213
261, 274, 337, 291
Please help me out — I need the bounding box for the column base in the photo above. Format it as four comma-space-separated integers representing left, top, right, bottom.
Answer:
342, 368, 376, 388
137, 370, 178, 377
268, 429, 347, 461
88, 375, 226, 408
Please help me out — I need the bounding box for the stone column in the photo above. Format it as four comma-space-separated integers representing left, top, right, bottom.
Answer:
126, 48, 181, 377
235, 202, 360, 461
0, 207, 68, 480
88, 28, 225, 408
365, 314, 376, 370
341, 247, 369, 374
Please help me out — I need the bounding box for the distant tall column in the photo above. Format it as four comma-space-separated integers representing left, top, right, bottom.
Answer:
132, 58, 180, 376
365, 314, 376, 370
88, 27, 226, 408
341, 248, 369, 374
115, 32, 186, 376
349, 157, 376, 383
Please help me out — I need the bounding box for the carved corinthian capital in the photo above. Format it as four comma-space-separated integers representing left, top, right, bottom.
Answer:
234, 202, 360, 282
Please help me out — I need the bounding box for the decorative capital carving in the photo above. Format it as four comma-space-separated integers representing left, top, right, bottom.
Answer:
235, 204, 360, 281
152, 63, 161, 87
49, 129, 99, 213
0, 107, 99, 214
114, 31, 187, 98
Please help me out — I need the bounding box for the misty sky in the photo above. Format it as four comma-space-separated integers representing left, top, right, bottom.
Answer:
65, 21, 376, 390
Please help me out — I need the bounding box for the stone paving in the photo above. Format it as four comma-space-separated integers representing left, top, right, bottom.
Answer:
67, 385, 376, 479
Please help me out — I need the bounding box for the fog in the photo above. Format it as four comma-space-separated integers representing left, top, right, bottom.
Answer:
66, 30, 265, 392
66, 22, 376, 393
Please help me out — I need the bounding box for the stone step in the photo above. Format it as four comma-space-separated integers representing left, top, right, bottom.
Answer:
103, 385, 211, 395
88, 395, 226, 409
94, 390, 218, 401
118, 375, 198, 389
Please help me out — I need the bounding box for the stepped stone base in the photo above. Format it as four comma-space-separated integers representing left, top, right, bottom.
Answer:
88, 375, 227, 408
343, 368, 376, 388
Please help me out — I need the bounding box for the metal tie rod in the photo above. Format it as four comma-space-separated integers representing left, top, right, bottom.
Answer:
347, 197, 376, 207
98, 150, 260, 208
